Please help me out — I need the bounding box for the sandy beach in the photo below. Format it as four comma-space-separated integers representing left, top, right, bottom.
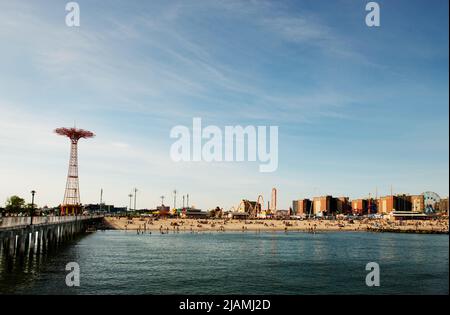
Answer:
104, 217, 449, 234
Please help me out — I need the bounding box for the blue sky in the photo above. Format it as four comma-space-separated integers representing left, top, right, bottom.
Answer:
0, 0, 448, 210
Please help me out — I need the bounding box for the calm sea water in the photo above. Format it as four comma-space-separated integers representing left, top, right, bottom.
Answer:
0, 231, 448, 294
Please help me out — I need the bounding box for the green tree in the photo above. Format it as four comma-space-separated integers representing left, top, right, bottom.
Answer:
5, 195, 25, 214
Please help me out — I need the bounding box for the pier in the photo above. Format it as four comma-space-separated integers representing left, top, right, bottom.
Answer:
0, 215, 104, 260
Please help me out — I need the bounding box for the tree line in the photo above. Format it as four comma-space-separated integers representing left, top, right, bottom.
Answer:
2, 195, 35, 215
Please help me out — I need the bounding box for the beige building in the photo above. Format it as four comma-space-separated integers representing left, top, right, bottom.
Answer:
438, 198, 448, 213
313, 196, 332, 215
411, 195, 425, 212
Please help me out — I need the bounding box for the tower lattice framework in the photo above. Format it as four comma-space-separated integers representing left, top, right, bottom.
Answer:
55, 127, 95, 215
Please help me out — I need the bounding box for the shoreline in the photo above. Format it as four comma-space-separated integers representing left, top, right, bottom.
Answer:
102, 228, 449, 235
103, 217, 449, 235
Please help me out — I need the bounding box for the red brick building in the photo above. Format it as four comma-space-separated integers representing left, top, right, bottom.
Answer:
352, 199, 368, 215
292, 199, 312, 216
378, 195, 412, 214
336, 197, 351, 214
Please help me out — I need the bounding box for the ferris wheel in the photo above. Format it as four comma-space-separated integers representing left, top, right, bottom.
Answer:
423, 191, 441, 213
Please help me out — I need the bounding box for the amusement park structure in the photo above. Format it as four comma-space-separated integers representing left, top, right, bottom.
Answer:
423, 191, 441, 213
231, 187, 280, 218
55, 127, 95, 215
231, 194, 268, 218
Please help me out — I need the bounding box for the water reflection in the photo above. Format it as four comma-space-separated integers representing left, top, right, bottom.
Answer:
0, 231, 448, 295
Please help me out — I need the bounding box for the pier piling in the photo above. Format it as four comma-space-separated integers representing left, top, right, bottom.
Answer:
0, 215, 103, 263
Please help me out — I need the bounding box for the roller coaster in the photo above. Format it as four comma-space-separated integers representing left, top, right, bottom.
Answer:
230, 194, 267, 218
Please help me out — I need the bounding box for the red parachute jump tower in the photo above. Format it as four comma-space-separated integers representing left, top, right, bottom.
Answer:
55, 127, 95, 215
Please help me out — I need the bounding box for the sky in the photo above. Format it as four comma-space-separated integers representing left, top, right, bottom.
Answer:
0, 0, 448, 210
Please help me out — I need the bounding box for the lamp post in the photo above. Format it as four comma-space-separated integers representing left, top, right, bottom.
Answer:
128, 193, 133, 211
134, 188, 138, 211
30, 190, 36, 225
173, 190, 177, 210
100, 188, 103, 213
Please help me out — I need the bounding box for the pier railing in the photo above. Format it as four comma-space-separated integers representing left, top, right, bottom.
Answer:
0, 215, 104, 229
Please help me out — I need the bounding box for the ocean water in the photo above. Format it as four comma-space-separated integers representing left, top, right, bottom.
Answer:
0, 230, 448, 294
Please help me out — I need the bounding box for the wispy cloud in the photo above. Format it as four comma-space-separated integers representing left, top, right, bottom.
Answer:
0, 0, 448, 208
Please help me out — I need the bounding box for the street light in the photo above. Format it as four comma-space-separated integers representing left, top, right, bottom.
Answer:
173, 189, 177, 209
128, 193, 133, 211
30, 190, 36, 225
